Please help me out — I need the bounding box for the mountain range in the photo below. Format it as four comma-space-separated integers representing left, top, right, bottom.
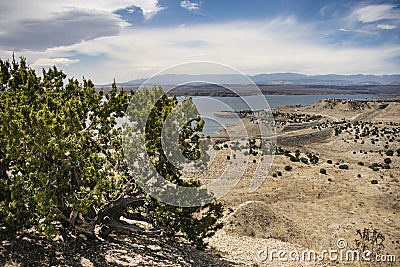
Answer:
114, 73, 400, 87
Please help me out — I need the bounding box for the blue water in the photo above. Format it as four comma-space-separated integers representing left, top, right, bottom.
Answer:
117, 94, 386, 136
181, 94, 381, 136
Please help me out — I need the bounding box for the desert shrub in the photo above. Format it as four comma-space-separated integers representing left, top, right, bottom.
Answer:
277, 171, 282, 176
369, 163, 380, 171
307, 153, 319, 164
231, 141, 240, 151
300, 157, 308, 164
386, 150, 394, 156
357, 174, 362, 178
327, 160, 332, 164
289, 155, 299, 162
284, 165, 292, 171
339, 164, 349, 170
384, 158, 392, 164
320, 168, 327, 175
382, 164, 391, 169
272, 173, 277, 178
358, 161, 364, 166
371, 180, 379, 184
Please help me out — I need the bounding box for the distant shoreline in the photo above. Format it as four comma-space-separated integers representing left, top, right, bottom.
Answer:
100, 84, 400, 97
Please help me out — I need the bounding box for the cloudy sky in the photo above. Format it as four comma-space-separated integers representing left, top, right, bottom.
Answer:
0, 0, 399, 84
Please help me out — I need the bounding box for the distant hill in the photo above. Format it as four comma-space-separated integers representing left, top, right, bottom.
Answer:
250, 73, 400, 86
106, 73, 400, 87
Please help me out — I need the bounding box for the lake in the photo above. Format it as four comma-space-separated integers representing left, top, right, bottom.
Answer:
182, 94, 382, 136
117, 94, 386, 136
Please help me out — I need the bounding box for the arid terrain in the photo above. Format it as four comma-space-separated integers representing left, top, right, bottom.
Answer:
1, 98, 399, 266
190, 98, 400, 266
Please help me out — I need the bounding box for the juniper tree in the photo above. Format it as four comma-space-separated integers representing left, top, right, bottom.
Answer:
0, 56, 222, 249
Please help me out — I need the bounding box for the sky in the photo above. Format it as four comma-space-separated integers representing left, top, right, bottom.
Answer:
0, 0, 399, 84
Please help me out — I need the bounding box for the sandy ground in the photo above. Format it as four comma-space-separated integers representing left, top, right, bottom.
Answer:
189, 99, 400, 266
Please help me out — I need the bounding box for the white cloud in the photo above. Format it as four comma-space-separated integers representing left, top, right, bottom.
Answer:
0, 0, 163, 21
0, 0, 165, 51
24, 18, 397, 84
353, 4, 399, 23
33, 57, 79, 66
2, 16, 399, 84
130, 0, 164, 20
377, 23, 397, 30
180, 0, 201, 12
0, 10, 126, 50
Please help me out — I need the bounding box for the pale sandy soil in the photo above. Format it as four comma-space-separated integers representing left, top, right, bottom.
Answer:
184, 99, 400, 266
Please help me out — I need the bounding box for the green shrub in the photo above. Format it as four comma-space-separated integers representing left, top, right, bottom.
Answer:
384, 158, 392, 164
386, 150, 394, 156
300, 157, 308, 164
339, 164, 349, 170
